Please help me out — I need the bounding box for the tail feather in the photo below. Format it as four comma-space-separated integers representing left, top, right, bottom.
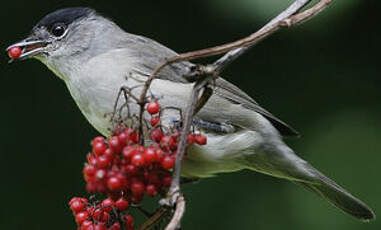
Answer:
295, 174, 375, 221
243, 148, 375, 221
243, 144, 375, 220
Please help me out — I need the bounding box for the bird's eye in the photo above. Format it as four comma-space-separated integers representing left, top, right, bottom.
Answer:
51, 24, 66, 37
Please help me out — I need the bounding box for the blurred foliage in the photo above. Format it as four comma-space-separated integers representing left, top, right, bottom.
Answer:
0, 0, 380, 229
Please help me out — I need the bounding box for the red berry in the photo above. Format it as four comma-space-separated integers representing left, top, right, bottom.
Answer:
147, 101, 160, 114
122, 146, 136, 160
69, 197, 79, 205
130, 180, 145, 195
110, 222, 121, 230
97, 155, 111, 168
87, 154, 97, 166
112, 126, 123, 135
161, 155, 175, 169
96, 169, 106, 180
194, 134, 207, 145
143, 147, 156, 164
118, 131, 129, 143
124, 215, 134, 227
82, 225, 94, 230
115, 197, 129, 211
8, 46, 22, 59
93, 208, 109, 222
187, 134, 195, 144
81, 220, 94, 230
99, 211, 109, 222
155, 149, 164, 162
107, 176, 122, 191
70, 199, 85, 213
160, 135, 176, 151
75, 211, 89, 224
150, 116, 160, 126
162, 176, 172, 187
69, 197, 87, 206
136, 145, 145, 153
123, 164, 138, 175
130, 131, 139, 143
86, 182, 97, 192
116, 173, 128, 190
146, 184, 157, 196
93, 208, 102, 220
87, 206, 95, 217
101, 198, 115, 212
106, 170, 116, 179
94, 223, 107, 230
148, 173, 160, 185
93, 136, 105, 144
81, 220, 93, 226
131, 154, 145, 167
150, 129, 163, 142
109, 136, 122, 153
130, 194, 143, 204
103, 148, 114, 159
69, 197, 81, 204
96, 183, 107, 193
83, 164, 96, 177
93, 142, 107, 156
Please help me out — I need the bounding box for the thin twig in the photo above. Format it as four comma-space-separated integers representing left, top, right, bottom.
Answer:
169, 83, 206, 195
282, 0, 334, 26
212, 0, 312, 73
138, 207, 170, 230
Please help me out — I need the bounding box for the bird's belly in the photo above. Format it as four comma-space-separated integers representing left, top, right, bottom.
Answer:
181, 130, 264, 178
65, 76, 264, 177
66, 75, 195, 135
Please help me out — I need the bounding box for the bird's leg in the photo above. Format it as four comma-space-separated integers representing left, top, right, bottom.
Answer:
194, 85, 213, 115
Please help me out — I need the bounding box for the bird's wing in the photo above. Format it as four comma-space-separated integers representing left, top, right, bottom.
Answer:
125, 34, 299, 137
213, 78, 299, 137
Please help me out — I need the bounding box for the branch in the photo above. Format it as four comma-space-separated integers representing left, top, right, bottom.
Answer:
165, 195, 185, 230
165, 0, 334, 192
138, 0, 335, 229
160, 76, 213, 230
138, 0, 333, 106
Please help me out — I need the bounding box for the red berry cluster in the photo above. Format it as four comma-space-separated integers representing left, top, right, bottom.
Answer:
71, 100, 207, 229
69, 197, 133, 230
84, 130, 175, 202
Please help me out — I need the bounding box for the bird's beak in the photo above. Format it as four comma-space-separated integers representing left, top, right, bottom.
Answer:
6, 37, 50, 61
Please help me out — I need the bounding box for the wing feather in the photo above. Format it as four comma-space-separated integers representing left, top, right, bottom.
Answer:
125, 33, 299, 136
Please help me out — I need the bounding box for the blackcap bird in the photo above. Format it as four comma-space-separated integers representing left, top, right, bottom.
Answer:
6, 7, 375, 221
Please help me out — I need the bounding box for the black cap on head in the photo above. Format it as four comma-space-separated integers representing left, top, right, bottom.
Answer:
35, 7, 95, 30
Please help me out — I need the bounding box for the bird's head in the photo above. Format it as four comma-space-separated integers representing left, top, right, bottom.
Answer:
6, 7, 125, 80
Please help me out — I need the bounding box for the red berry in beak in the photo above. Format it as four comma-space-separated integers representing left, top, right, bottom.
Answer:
8, 46, 22, 59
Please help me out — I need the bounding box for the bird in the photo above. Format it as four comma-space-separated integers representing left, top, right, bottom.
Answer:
6, 7, 375, 221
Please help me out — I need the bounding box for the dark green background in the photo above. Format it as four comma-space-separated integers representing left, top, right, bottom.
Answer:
0, 0, 380, 229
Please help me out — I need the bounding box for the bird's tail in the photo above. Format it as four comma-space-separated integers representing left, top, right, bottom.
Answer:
294, 171, 375, 221
243, 145, 375, 221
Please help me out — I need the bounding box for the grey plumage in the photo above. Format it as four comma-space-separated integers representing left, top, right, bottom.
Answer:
7, 7, 375, 221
